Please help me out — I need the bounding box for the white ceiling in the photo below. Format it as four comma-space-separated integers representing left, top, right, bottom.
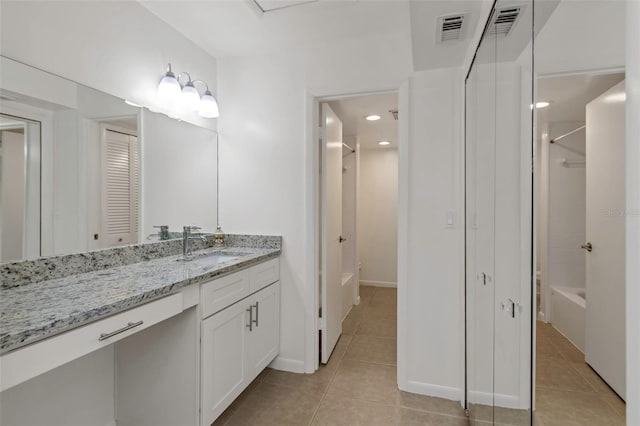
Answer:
537, 72, 625, 125
139, 0, 412, 59
328, 92, 398, 150
253, 0, 316, 12
139, 0, 485, 72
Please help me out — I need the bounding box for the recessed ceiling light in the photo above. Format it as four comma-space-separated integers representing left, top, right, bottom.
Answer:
536, 101, 550, 109
365, 114, 381, 121
604, 92, 626, 103
378, 141, 391, 146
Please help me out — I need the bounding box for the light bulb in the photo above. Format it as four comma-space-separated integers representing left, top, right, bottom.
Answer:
181, 82, 200, 110
157, 66, 181, 101
199, 91, 219, 118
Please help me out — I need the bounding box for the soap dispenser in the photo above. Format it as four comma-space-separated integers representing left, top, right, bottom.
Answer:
213, 226, 225, 248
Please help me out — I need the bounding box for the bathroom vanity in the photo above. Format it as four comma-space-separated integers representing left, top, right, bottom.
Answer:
0, 235, 281, 426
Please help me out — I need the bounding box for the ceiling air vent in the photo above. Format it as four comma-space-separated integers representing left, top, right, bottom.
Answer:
437, 14, 466, 43
488, 6, 522, 37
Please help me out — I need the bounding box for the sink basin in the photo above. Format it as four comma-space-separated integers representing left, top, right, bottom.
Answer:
177, 253, 239, 264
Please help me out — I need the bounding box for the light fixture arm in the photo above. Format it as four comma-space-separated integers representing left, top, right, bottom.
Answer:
176, 71, 194, 86
192, 80, 210, 93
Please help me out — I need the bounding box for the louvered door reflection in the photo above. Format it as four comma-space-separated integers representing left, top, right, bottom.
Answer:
101, 128, 139, 247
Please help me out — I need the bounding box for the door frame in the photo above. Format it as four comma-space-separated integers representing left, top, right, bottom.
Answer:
536, 67, 625, 326
306, 89, 398, 372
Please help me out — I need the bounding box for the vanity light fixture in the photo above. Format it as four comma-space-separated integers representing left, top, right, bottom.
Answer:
180, 75, 201, 111
194, 81, 220, 118
366, 114, 381, 121
378, 141, 391, 146
157, 63, 219, 118
157, 64, 181, 101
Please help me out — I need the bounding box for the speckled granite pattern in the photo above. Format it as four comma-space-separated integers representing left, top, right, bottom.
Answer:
0, 246, 280, 354
225, 234, 282, 249
1, 234, 281, 289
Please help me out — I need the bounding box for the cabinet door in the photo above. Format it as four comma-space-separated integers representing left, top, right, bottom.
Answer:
246, 282, 280, 381
201, 299, 250, 426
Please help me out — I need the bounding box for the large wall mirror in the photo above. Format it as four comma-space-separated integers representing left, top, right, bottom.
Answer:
0, 56, 218, 262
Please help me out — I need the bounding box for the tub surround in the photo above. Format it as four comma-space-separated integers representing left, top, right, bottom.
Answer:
0, 235, 281, 354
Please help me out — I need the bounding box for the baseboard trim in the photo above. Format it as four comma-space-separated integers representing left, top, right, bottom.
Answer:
268, 356, 305, 373
469, 390, 523, 409
360, 280, 397, 288
403, 380, 461, 401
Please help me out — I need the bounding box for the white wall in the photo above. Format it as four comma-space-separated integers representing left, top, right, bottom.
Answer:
140, 110, 217, 238
341, 140, 357, 278
547, 122, 586, 292
626, 2, 640, 422
397, 68, 463, 400
217, 32, 412, 372
534, 0, 625, 76
358, 148, 398, 287
0, 130, 25, 261
0, 1, 217, 129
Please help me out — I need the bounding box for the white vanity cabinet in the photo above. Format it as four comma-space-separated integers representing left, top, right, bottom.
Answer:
0, 256, 280, 426
200, 259, 280, 426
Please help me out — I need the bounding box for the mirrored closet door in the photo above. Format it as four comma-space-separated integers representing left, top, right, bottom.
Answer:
465, 1, 534, 424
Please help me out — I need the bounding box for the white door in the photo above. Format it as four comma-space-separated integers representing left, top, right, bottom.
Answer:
585, 80, 626, 399
201, 300, 249, 426
101, 127, 139, 247
320, 103, 343, 364
246, 282, 280, 379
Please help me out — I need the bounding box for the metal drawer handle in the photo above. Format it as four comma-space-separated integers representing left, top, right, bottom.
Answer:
246, 306, 253, 331
98, 320, 144, 341
253, 302, 259, 327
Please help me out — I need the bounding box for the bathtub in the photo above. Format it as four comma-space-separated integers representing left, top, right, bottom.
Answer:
551, 286, 586, 352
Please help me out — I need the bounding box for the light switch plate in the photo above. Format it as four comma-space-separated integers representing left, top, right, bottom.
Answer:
445, 210, 456, 228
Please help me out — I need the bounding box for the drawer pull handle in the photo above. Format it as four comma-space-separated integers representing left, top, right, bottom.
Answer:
253, 302, 259, 327
98, 321, 144, 341
246, 307, 253, 332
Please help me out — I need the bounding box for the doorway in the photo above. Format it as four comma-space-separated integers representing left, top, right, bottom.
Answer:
535, 71, 627, 424
316, 92, 399, 366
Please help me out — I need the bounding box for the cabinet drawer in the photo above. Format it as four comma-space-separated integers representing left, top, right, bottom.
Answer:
201, 270, 250, 319
0, 293, 183, 392
249, 258, 280, 294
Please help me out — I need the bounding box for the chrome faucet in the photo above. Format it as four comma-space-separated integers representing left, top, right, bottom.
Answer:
183, 226, 207, 258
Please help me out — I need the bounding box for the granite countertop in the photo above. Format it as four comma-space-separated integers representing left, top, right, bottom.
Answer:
0, 246, 280, 355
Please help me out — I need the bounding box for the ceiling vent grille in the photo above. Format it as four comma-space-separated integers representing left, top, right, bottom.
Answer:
437, 14, 466, 43
488, 6, 522, 37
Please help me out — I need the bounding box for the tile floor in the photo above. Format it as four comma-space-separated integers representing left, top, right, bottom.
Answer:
212, 287, 627, 426
535, 321, 626, 426
213, 286, 469, 426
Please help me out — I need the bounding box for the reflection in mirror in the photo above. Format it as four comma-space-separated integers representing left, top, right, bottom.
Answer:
140, 109, 218, 241
0, 114, 40, 262
465, 1, 534, 424
0, 56, 218, 261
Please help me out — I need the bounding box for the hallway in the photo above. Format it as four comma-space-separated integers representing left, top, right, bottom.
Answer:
213, 286, 468, 425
